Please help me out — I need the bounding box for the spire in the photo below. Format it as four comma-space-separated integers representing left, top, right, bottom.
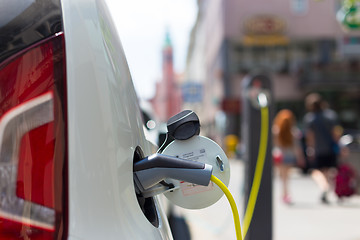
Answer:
164, 28, 172, 47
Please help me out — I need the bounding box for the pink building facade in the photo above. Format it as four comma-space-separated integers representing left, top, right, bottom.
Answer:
186, 0, 360, 137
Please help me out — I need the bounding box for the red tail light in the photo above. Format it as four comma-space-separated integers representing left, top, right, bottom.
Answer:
0, 34, 67, 239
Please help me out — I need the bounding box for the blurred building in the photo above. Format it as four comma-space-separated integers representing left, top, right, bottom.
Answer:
185, 0, 360, 139
184, 0, 226, 143
152, 31, 182, 123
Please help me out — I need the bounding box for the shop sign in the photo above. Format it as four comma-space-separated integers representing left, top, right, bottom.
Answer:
182, 82, 203, 103
243, 35, 289, 46
243, 15, 288, 46
337, 5, 360, 30
244, 15, 286, 35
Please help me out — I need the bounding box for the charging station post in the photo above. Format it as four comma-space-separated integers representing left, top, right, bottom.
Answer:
242, 74, 273, 240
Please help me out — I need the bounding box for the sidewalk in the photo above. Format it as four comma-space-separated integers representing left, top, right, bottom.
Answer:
180, 159, 360, 240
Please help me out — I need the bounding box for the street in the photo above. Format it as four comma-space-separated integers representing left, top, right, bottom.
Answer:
181, 159, 360, 240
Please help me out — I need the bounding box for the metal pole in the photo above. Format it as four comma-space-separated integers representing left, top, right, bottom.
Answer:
241, 74, 273, 240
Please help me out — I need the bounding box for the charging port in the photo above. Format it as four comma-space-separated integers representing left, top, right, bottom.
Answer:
133, 147, 159, 227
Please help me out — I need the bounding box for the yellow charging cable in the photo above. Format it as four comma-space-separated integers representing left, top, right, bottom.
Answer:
212, 98, 269, 240
211, 175, 243, 240
242, 105, 269, 238
211, 98, 269, 240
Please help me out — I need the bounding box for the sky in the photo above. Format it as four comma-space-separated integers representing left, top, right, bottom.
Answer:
106, 0, 198, 100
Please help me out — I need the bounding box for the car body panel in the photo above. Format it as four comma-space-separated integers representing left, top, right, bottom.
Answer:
0, 0, 173, 238
61, 0, 172, 239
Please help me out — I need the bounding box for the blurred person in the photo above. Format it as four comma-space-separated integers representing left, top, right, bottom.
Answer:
303, 93, 340, 204
273, 109, 305, 204
333, 127, 357, 201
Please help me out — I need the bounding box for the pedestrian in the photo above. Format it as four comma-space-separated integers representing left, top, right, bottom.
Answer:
272, 109, 305, 204
303, 93, 339, 204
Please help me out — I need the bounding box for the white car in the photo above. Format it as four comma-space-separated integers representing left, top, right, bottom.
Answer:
0, 0, 173, 239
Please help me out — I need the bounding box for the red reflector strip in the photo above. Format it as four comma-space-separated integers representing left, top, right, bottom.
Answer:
0, 92, 55, 226
17, 122, 55, 208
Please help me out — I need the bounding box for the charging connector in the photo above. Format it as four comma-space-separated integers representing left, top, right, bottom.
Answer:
133, 153, 213, 197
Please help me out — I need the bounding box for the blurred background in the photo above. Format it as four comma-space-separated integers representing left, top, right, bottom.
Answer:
110, 0, 360, 143
109, 0, 360, 239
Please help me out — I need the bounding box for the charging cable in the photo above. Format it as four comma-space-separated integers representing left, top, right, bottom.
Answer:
212, 93, 269, 240
211, 175, 243, 240
242, 93, 269, 238
214, 93, 268, 240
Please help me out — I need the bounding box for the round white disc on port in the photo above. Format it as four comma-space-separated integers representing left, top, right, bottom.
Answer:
162, 135, 230, 209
